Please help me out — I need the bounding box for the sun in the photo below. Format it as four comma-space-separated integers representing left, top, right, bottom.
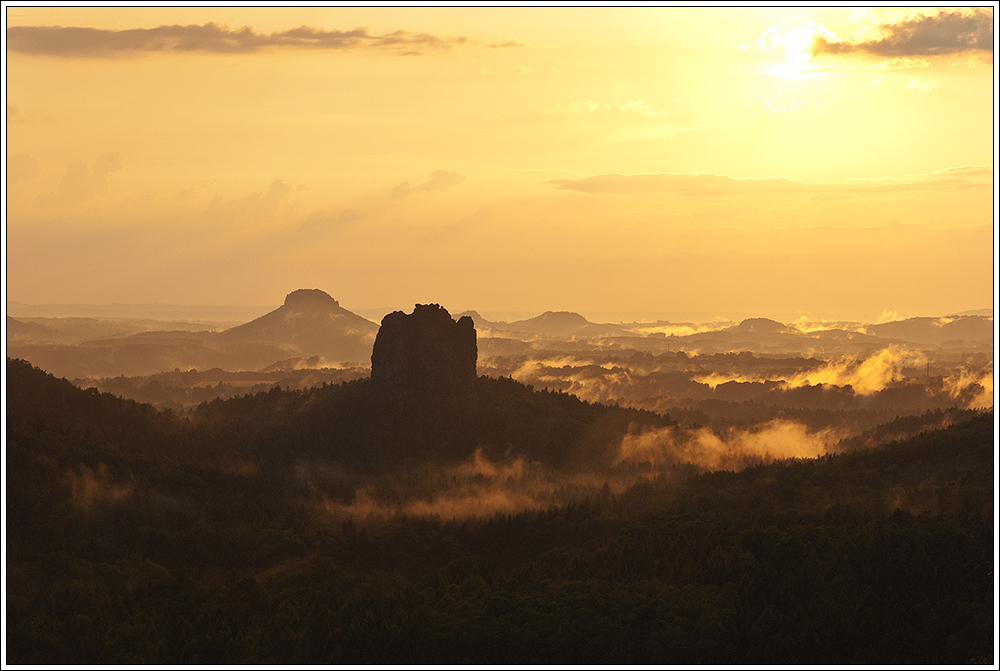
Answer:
783, 25, 816, 70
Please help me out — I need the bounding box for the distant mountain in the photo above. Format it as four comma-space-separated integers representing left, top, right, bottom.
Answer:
7, 289, 380, 378
865, 316, 993, 345
946, 308, 992, 318
500, 311, 634, 338
217, 289, 378, 362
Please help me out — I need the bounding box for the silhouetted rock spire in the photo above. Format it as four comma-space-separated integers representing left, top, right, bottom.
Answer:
370, 303, 477, 398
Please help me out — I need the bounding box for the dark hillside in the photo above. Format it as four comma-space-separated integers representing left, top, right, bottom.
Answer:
191, 374, 672, 470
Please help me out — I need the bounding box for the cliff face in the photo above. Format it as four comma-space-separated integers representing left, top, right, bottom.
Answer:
370, 304, 477, 398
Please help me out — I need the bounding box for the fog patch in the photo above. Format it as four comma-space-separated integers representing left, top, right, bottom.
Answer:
64, 463, 134, 512
943, 367, 993, 408
314, 449, 630, 522
619, 420, 841, 472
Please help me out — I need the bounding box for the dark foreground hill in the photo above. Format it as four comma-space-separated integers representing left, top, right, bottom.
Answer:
6, 358, 994, 664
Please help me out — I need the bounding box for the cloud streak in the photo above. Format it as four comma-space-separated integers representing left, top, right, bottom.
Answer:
548, 166, 992, 196
7, 22, 471, 57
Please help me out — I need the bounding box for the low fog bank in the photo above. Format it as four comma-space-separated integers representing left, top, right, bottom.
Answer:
481, 345, 992, 431
291, 406, 983, 523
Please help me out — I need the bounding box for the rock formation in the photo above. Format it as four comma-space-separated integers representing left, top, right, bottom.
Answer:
370, 304, 477, 398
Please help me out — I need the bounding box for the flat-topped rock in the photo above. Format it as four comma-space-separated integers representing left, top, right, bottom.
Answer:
370, 303, 477, 398
282, 289, 340, 311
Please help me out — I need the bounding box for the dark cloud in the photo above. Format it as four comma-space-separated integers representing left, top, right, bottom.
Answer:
36, 152, 122, 207
812, 8, 993, 57
6, 22, 470, 58
393, 170, 466, 199
549, 169, 991, 196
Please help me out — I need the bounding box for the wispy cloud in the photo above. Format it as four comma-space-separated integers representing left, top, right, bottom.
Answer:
6, 22, 474, 57
904, 78, 939, 94
543, 98, 663, 118
869, 57, 931, 70
301, 207, 365, 232
760, 95, 805, 116
548, 167, 992, 196
392, 169, 466, 199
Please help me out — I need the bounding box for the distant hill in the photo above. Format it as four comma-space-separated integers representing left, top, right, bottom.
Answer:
725, 318, 797, 335
7, 289, 379, 378
7, 300, 272, 322
865, 316, 993, 345
478, 310, 634, 338
7, 316, 66, 343
7, 315, 227, 345
217, 289, 378, 363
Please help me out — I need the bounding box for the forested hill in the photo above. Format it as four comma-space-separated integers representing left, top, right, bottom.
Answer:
187, 371, 671, 470
6, 356, 670, 471
5, 357, 995, 664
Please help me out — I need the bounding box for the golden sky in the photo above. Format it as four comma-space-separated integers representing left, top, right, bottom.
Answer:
5, 6, 995, 320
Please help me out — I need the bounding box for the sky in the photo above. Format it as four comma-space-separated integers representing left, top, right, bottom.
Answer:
4, 6, 996, 322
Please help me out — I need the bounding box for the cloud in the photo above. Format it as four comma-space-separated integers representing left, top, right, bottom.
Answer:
875, 309, 900, 324
542, 98, 663, 118
869, 57, 931, 70
811, 8, 993, 57
301, 207, 365, 231
487, 38, 528, 50
761, 95, 805, 116
393, 169, 466, 199
36, 152, 122, 207
391, 181, 413, 199
741, 22, 839, 69
7, 153, 39, 184
206, 179, 295, 226
548, 167, 992, 196
6, 22, 472, 57
904, 78, 939, 93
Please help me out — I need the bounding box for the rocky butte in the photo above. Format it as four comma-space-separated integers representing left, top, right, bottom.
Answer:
370, 304, 477, 398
